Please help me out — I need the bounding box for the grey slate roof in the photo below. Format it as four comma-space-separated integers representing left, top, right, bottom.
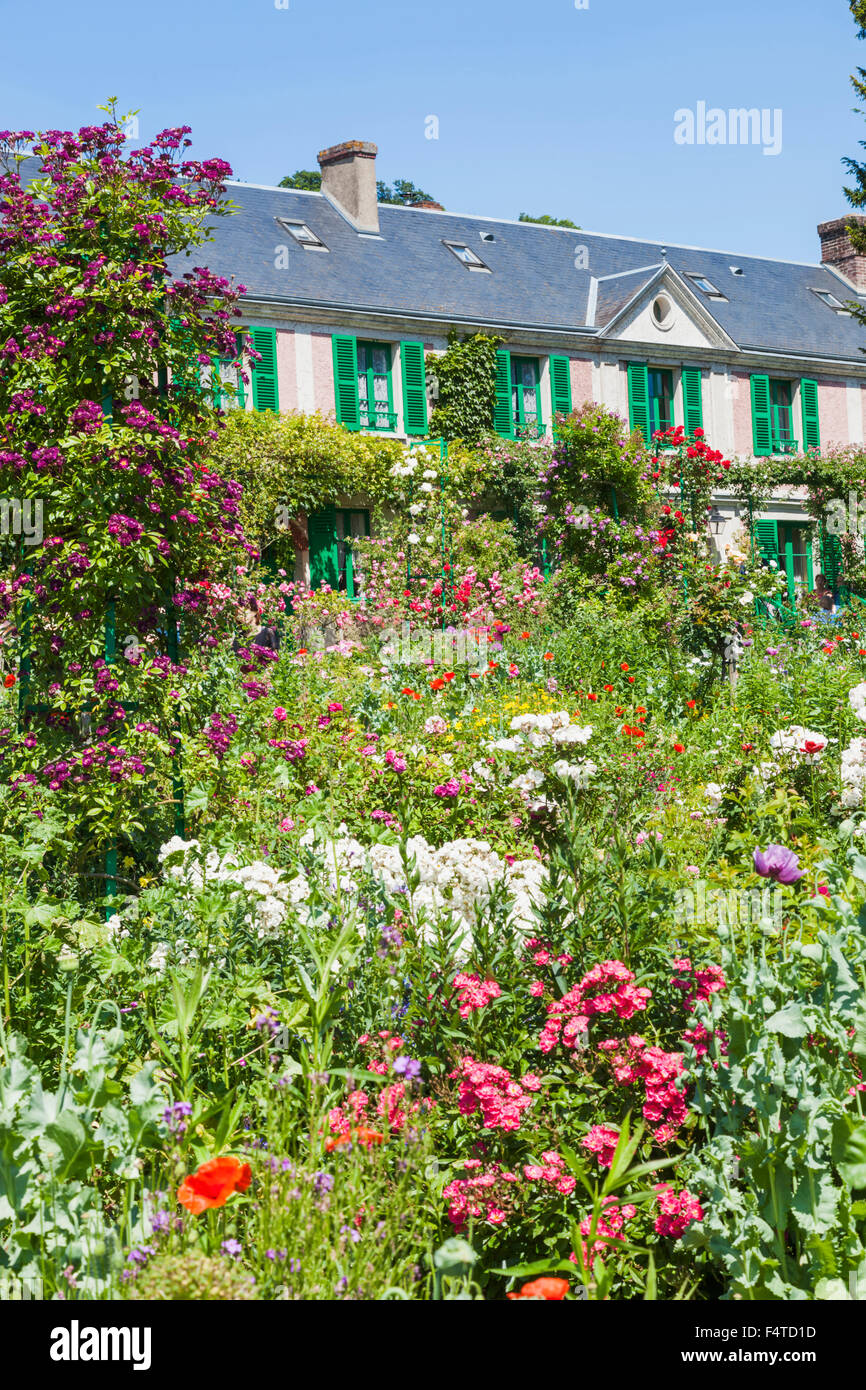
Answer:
189, 183, 866, 362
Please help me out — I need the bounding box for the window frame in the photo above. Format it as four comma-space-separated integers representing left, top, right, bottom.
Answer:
769, 378, 797, 454
276, 217, 328, 251
356, 340, 397, 433
685, 272, 727, 300
443, 240, 490, 271
647, 367, 675, 436
510, 355, 544, 436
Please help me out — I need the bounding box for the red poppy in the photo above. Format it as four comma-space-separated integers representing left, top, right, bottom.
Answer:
543, 652, 554, 661
587, 692, 598, 702
620, 662, 629, 671
854, 632, 860, 639
3, 673, 15, 689
673, 743, 685, 753
686, 699, 696, 710
635, 706, 646, 714
741, 742, 754, 752
603, 684, 613, 693
177, 1156, 252, 1215
444, 672, 455, 682
469, 672, 482, 679
488, 661, 499, 670
507, 1277, 569, 1301
325, 1127, 385, 1153
430, 678, 446, 691
297, 648, 308, 656
520, 631, 530, 640
401, 687, 417, 697
627, 676, 635, 683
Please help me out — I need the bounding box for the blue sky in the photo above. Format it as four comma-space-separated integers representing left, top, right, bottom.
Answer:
5, 0, 865, 263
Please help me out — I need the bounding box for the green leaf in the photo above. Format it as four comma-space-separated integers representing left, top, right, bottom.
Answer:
764, 1002, 808, 1038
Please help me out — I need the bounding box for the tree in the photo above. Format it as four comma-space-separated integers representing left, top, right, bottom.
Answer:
278, 169, 322, 190
843, 0, 866, 287
377, 179, 439, 207
518, 213, 580, 229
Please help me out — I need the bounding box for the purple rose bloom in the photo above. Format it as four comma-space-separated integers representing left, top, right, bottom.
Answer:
753, 845, 805, 884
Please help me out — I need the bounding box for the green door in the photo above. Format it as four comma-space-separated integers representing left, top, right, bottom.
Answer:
337, 509, 371, 598
778, 523, 814, 608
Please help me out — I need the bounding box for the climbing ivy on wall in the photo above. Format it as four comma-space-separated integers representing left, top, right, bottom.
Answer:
427, 331, 502, 444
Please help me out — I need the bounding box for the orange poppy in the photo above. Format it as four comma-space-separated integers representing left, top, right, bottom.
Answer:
177, 1156, 252, 1215
430, 678, 446, 691
520, 631, 530, 639
325, 1127, 385, 1152
673, 743, 685, 753
543, 652, 554, 661
297, 648, 308, 656
507, 1277, 569, 1301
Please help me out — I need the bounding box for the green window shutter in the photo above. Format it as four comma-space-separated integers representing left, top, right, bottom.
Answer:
400, 341, 428, 435
681, 367, 703, 435
493, 349, 513, 437
169, 315, 200, 402
627, 362, 650, 442
250, 326, 279, 412
754, 518, 779, 564
821, 528, 843, 589
308, 507, 339, 590
750, 374, 772, 455
549, 355, 572, 419
332, 335, 360, 430
801, 378, 820, 451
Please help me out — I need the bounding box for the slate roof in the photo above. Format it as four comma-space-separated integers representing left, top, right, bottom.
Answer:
188, 182, 866, 363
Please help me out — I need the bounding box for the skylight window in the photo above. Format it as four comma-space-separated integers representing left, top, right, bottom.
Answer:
812, 287, 849, 312
275, 217, 328, 250
686, 272, 726, 300
443, 240, 489, 271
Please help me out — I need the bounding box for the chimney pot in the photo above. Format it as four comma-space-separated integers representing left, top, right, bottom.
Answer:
317, 140, 379, 233
818, 216, 866, 290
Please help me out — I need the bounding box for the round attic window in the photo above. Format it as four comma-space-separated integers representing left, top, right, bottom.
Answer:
652, 294, 674, 330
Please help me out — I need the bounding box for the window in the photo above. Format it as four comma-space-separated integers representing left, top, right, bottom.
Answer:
275, 217, 328, 250
730, 266, 744, 276
337, 509, 371, 598
685, 273, 726, 300
480, 231, 496, 243
812, 287, 848, 312
769, 379, 796, 453
648, 369, 674, 435
357, 341, 396, 431
651, 295, 674, 329
443, 240, 489, 271
510, 357, 543, 436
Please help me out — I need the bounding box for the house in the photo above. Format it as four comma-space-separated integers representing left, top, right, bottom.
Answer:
198, 139, 866, 600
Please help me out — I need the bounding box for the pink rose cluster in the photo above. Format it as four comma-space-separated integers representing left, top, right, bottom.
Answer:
598, 1035, 687, 1145
581, 1124, 621, 1170
452, 972, 501, 1019
450, 1056, 542, 1132
442, 1160, 520, 1231
522, 1149, 577, 1195
539, 960, 651, 1054
576, 1196, 638, 1266
653, 1183, 704, 1239
671, 957, 726, 1009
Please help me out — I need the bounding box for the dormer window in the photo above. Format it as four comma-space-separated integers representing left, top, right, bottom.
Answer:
443, 240, 489, 271
812, 287, 849, 313
685, 272, 727, 300
275, 217, 328, 250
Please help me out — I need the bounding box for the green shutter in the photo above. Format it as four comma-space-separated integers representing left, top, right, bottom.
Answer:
627, 362, 650, 442
801, 378, 820, 451
549, 355, 572, 420
821, 528, 843, 589
400, 341, 428, 436
250, 326, 279, 412
681, 367, 703, 435
332, 335, 360, 430
750, 374, 772, 455
754, 518, 779, 564
308, 507, 339, 590
169, 316, 201, 402
493, 349, 513, 437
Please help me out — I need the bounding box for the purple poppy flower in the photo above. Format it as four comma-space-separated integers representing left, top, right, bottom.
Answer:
753, 845, 805, 884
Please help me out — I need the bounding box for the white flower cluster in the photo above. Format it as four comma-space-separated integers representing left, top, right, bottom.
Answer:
290, 827, 546, 950
769, 726, 828, 763
158, 837, 290, 940
491, 711, 596, 807
850, 684, 866, 724
841, 736, 866, 808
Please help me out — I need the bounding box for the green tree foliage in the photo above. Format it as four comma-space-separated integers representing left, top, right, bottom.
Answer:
518, 213, 580, 229
377, 179, 439, 207
426, 332, 501, 445
278, 169, 322, 190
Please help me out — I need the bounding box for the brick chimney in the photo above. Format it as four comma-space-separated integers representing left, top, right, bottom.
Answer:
317, 140, 379, 233
818, 216, 866, 289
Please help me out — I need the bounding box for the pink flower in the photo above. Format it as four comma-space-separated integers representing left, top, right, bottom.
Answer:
272, 706, 287, 722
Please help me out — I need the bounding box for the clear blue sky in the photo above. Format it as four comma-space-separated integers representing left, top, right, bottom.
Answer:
5, 0, 865, 263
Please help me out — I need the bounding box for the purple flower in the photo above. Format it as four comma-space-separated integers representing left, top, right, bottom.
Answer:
221, 1238, 242, 1258
753, 845, 805, 884
392, 1055, 421, 1079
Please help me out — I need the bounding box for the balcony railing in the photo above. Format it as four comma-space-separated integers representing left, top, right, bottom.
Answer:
360, 405, 398, 432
